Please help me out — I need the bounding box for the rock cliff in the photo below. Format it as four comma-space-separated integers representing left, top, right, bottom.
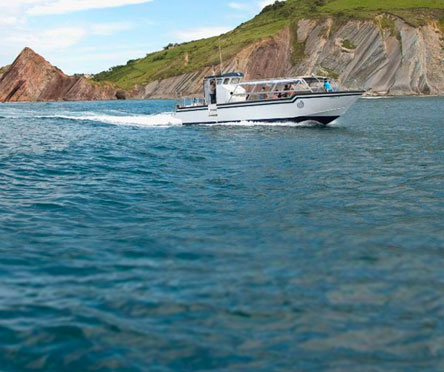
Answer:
136, 15, 444, 99
1, 14, 442, 102
0, 48, 118, 102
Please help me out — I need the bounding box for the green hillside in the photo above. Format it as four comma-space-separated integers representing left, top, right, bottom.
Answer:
93, 0, 444, 90
0, 65, 10, 75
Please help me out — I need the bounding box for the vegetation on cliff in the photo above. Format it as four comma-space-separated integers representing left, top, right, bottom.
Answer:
0, 65, 10, 75
93, 0, 444, 90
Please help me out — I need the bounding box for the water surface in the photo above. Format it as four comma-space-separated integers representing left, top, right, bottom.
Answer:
0, 97, 443, 371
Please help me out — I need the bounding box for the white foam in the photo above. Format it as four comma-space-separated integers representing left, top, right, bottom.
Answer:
46, 113, 325, 128
54, 113, 183, 128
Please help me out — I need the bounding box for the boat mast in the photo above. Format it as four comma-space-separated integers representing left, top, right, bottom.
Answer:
218, 40, 223, 75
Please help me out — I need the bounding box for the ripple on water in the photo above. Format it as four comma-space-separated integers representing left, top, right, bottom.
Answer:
0, 98, 443, 371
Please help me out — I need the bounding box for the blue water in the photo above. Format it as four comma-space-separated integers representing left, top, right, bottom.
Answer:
0, 97, 443, 372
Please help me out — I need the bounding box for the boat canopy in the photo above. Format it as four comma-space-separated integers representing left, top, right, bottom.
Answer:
236, 76, 331, 86
236, 78, 306, 86
226, 75, 338, 103
204, 72, 244, 80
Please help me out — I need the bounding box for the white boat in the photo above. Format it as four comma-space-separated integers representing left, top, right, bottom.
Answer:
174, 72, 364, 125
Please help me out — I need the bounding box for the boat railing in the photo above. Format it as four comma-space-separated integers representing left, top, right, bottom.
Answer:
229, 83, 340, 102
306, 77, 340, 92
227, 79, 307, 101
228, 87, 318, 103
229, 89, 305, 100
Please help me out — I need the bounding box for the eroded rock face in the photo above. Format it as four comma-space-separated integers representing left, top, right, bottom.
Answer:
0, 48, 117, 102
136, 16, 444, 98
291, 16, 444, 95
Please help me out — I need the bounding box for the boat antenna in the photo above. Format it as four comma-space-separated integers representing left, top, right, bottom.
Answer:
218, 39, 223, 75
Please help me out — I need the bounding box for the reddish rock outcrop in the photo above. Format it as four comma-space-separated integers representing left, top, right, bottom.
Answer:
0, 48, 118, 102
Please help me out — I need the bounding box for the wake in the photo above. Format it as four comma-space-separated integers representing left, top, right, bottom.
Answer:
53, 113, 183, 127
44, 114, 326, 128
0, 109, 332, 128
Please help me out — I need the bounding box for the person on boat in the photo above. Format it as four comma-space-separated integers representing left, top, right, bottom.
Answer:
210, 79, 217, 104
288, 84, 296, 97
278, 85, 287, 98
324, 80, 333, 92
280, 84, 291, 98
259, 87, 268, 100
283, 84, 290, 98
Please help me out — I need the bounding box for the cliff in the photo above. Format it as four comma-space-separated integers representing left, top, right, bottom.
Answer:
1, 0, 443, 102
0, 48, 118, 102
94, 0, 444, 98
134, 16, 444, 99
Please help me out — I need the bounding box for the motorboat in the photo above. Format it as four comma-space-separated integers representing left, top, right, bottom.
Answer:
174, 72, 364, 125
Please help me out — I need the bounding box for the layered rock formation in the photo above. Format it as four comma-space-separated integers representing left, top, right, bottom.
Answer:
0, 48, 118, 102
1, 15, 442, 102
136, 15, 444, 98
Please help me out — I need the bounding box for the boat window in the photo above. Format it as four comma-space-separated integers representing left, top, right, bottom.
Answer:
231, 78, 240, 84
217, 79, 223, 85
293, 81, 307, 92
223, 78, 230, 85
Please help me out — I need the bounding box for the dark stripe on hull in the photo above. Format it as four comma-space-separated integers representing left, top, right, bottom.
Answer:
182, 116, 340, 126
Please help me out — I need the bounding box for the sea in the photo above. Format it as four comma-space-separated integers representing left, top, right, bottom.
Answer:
0, 97, 443, 372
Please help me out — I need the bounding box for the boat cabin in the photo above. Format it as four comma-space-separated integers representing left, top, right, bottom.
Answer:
203, 72, 246, 105
179, 72, 339, 108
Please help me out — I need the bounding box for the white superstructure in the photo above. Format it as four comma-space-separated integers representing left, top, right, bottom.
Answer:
175, 72, 364, 125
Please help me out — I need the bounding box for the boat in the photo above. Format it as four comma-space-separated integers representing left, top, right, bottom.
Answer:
174, 72, 365, 125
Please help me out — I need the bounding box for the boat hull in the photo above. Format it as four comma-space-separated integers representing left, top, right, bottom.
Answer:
175, 91, 364, 125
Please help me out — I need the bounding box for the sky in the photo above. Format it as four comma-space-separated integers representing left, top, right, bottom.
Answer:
0, 0, 280, 75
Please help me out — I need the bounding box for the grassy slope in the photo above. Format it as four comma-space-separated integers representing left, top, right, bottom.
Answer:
324, 0, 443, 12
93, 3, 292, 90
94, 0, 444, 90
0, 65, 10, 75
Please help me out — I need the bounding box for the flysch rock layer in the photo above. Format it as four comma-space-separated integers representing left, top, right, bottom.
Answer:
1, 15, 442, 102
0, 48, 117, 102
136, 16, 444, 99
